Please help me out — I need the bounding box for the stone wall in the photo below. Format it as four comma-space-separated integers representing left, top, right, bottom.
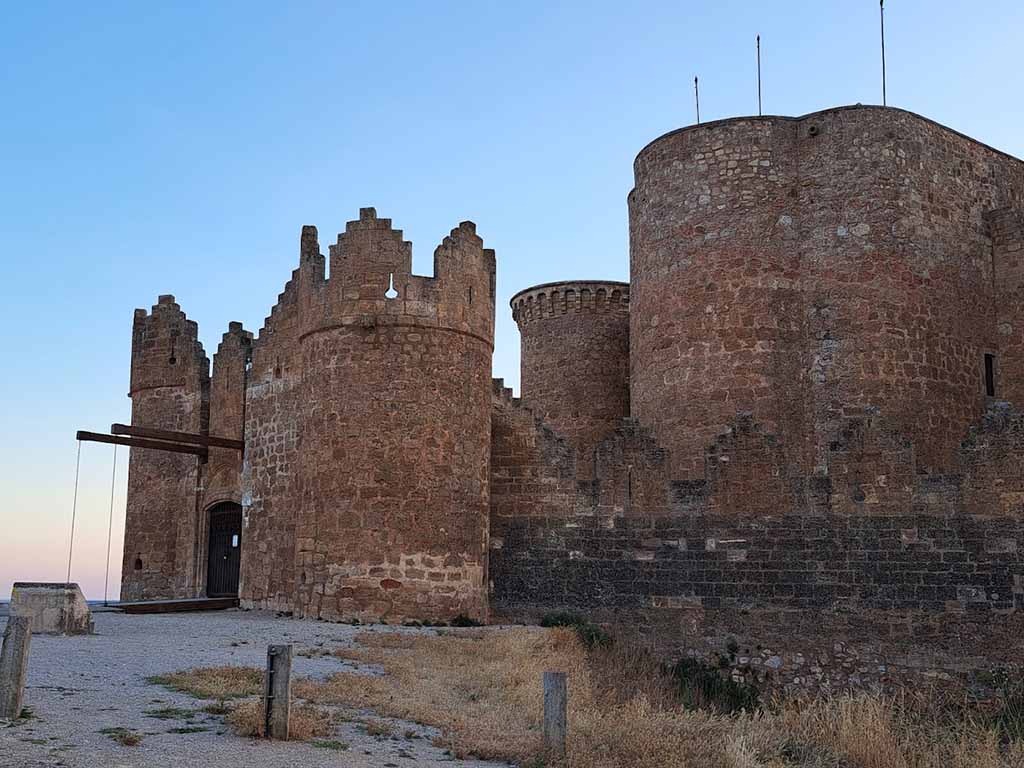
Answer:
490, 406, 1024, 691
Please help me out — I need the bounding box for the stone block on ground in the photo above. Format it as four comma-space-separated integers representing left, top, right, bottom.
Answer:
10, 583, 94, 635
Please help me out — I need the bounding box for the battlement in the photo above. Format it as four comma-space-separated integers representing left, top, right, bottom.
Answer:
243, 208, 498, 349
510, 280, 628, 327
130, 295, 209, 396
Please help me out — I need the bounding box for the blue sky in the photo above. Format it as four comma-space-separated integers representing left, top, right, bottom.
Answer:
2, 0, 1022, 599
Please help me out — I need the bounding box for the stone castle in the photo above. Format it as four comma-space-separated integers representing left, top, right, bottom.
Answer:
124, 105, 1024, 690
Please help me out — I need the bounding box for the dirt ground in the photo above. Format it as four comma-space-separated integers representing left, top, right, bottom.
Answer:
0, 609, 509, 768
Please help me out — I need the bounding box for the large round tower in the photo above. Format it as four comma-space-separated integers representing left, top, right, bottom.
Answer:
511, 280, 630, 476
243, 209, 495, 623
629, 105, 1024, 477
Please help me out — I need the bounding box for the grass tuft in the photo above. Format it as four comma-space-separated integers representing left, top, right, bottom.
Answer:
146, 666, 263, 700
99, 727, 143, 746
225, 699, 332, 741
143, 706, 198, 721
539, 611, 612, 649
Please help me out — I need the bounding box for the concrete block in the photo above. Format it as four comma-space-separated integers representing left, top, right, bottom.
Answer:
10, 583, 94, 635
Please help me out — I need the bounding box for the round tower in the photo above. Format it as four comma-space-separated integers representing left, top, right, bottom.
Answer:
124, 295, 210, 600
283, 209, 495, 623
629, 105, 1024, 477
630, 117, 805, 477
511, 281, 630, 476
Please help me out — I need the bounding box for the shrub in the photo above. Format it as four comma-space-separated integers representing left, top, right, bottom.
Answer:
539, 612, 611, 649
667, 657, 760, 714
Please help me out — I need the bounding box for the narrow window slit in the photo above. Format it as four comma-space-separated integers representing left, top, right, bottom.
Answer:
384, 272, 399, 299
985, 353, 996, 397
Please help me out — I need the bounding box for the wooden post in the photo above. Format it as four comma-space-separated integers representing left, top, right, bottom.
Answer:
263, 644, 292, 740
543, 671, 567, 758
0, 616, 32, 720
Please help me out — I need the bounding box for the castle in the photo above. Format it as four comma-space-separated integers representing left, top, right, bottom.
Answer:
124, 105, 1024, 690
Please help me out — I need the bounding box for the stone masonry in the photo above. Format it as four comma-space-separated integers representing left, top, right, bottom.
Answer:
123, 105, 1024, 690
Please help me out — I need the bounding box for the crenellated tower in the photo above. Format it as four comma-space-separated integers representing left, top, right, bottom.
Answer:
511, 281, 630, 477
123, 295, 210, 600
242, 208, 496, 622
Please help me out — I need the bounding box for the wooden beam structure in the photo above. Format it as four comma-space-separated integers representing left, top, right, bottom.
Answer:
75, 430, 208, 458
110, 423, 244, 451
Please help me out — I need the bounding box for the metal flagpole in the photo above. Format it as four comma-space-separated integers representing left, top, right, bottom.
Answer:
67, 440, 82, 584
694, 76, 700, 124
880, 0, 887, 106
757, 35, 762, 116
104, 444, 118, 605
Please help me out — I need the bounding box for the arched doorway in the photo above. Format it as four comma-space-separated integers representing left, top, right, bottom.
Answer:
206, 502, 242, 598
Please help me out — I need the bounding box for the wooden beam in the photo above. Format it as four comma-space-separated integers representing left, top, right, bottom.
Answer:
110, 423, 244, 451
76, 431, 208, 458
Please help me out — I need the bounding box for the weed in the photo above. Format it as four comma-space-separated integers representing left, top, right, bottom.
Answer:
147, 666, 262, 700
99, 727, 143, 747
168, 726, 209, 734
667, 657, 760, 714
539, 612, 611, 649
201, 700, 233, 716
364, 718, 395, 738
450, 614, 482, 628
225, 699, 332, 740
144, 706, 197, 721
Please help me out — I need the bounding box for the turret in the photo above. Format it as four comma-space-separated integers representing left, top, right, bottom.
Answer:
511, 280, 630, 478
122, 295, 209, 601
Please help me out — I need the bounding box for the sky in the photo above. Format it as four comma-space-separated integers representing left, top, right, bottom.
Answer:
1, 0, 1022, 600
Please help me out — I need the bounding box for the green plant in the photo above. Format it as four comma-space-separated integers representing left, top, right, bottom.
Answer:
667, 657, 760, 714
168, 726, 209, 734
450, 614, 482, 628
539, 611, 611, 649
144, 706, 197, 720
99, 727, 143, 746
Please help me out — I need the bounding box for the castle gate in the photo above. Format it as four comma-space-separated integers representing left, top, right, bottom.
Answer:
206, 502, 241, 598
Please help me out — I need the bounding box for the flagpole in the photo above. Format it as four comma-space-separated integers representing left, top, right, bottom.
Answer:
757, 35, 762, 116
880, 0, 887, 106
694, 76, 700, 124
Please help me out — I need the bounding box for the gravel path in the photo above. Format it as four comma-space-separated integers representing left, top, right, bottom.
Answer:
0, 610, 511, 768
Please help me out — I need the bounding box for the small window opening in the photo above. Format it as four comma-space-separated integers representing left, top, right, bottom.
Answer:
134, 556, 143, 571
468, 285, 473, 304
384, 272, 399, 299
231, 534, 239, 548
985, 353, 996, 397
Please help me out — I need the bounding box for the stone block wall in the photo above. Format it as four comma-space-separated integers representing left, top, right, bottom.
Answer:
490, 406, 1024, 691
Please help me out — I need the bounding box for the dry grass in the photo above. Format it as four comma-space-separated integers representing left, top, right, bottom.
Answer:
290, 627, 1024, 768
98, 726, 143, 746
147, 666, 263, 700
225, 699, 333, 740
